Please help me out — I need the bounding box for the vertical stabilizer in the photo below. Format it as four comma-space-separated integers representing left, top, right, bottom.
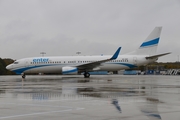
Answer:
128, 27, 162, 55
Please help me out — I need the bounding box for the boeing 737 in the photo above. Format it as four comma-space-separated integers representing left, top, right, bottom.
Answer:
6, 27, 170, 78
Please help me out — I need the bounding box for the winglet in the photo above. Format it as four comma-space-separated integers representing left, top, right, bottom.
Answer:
110, 47, 121, 60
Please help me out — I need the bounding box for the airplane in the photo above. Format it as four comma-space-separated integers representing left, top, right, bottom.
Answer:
6, 27, 170, 78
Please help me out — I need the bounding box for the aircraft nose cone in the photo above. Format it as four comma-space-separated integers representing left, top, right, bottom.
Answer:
6, 64, 12, 70
6, 65, 10, 70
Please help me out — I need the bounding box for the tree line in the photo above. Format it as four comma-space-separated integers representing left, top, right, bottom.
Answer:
128, 62, 180, 72
0, 58, 15, 75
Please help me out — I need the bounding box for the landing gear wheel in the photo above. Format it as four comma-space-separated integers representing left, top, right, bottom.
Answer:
22, 73, 26, 79
84, 72, 90, 78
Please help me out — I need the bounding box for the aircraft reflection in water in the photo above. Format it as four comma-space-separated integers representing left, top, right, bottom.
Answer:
140, 101, 161, 120
16, 77, 161, 119
17, 78, 146, 101
112, 99, 122, 113
140, 79, 162, 120
141, 110, 161, 120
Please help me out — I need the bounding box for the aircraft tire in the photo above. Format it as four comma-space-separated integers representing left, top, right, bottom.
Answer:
84, 72, 90, 78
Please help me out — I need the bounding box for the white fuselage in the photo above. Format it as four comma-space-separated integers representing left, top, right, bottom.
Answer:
6, 55, 156, 75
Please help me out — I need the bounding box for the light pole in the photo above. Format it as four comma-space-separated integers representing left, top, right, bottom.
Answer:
178, 55, 180, 69
76, 52, 81, 55
40, 52, 46, 57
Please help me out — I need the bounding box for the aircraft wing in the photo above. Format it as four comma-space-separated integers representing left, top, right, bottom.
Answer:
146, 52, 171, 59
76, 47, 121, 71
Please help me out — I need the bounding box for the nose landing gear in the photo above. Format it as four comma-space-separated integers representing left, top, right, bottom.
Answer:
22, 73, 26, 79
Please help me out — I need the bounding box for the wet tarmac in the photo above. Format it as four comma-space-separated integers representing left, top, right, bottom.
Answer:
0, 75, 180, 120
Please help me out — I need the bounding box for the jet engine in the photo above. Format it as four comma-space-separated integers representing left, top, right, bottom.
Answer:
62, 66, 78, 75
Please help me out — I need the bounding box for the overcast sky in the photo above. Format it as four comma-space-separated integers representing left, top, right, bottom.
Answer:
0, 0, 180, 62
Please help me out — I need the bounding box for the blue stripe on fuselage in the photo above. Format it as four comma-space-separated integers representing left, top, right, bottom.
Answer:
118, 63, 137, 68
108, 63, 137, 68
12, 64, 61, 74
13, 63, 137, 74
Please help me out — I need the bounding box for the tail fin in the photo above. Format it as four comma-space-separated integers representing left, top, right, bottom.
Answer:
128, 27, 162, 55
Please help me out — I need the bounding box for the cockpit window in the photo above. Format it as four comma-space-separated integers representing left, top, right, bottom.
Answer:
14, 62, 19, 64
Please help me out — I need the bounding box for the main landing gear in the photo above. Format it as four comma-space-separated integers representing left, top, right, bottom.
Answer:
84, 72, 90, 78
22, 73, 26, 79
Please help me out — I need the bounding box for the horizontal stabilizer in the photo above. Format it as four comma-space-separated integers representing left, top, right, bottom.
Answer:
146, 52, 171, 59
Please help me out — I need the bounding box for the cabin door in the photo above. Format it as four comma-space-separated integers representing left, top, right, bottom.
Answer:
25, 61, 29, 67
133, 57, 137, 65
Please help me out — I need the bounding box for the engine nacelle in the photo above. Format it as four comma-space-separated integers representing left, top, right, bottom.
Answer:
62, 66, 78, 75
